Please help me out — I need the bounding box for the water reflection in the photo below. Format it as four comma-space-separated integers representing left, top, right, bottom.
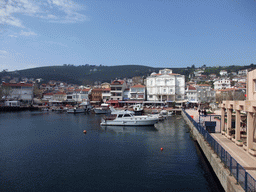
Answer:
101, 125, 158, 133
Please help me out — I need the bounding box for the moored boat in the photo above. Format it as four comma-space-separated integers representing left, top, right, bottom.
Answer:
100, 110, 158, 126
94, 103, 111, 114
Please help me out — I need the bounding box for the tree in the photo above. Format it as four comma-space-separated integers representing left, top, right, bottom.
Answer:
0, 85, 12, 99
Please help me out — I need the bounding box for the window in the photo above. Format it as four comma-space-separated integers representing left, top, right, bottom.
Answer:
149, 95, 153, 98
163, 89, 166, 93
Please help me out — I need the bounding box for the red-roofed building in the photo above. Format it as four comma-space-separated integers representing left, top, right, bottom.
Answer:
53, 92, 67, 101
110, 80, 127, 101
130, 84, 146, 100
2, 82, 34, 103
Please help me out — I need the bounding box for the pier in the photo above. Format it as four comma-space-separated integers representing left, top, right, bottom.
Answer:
183, 109, 256, 192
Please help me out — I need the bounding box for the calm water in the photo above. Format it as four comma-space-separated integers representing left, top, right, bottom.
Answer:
0, 111, 224, 192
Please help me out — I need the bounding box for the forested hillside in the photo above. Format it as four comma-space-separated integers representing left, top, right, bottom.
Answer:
0, 64, 255, 85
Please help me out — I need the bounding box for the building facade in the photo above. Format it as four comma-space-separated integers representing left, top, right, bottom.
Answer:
214, 79, 231, 90
1, 82, 34, 102
146, 69, 185, 102
110, 80, 127, 100
130, 84, 146, 100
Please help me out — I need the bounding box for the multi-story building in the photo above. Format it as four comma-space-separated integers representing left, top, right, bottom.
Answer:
195, 84, 216, 103
130, 84, 146, 100
1, 82, 34, 103
72, 88, 91, 102
146, 69, 185, 102
91, 88, 103, 103
185, 85, 198, 103
53, 92, 67, 101
110, 80, 127, 100
214, 79, 231, 90
238, 69, 248, 76
102, 88, 111, 102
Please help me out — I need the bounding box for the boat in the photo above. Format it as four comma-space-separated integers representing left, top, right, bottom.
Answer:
100, 110, 158, 126
94, 103, 111, 114
151, 109, 165, 121
159, 110, 168, 119
168, 111, 173, 116
67, 101, 92, 114
133, 104, 144, 115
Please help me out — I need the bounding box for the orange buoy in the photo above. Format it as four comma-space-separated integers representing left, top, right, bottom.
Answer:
160, 147, 163, 151
83, 130, 87, 134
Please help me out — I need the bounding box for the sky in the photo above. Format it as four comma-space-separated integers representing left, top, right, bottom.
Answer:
0, 0, 256, 72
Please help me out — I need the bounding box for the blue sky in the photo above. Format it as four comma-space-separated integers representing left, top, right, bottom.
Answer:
1, 0, 256, 71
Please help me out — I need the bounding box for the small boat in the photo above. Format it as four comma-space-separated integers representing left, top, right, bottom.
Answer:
100, 110, 158, 126
151, 109, 165, 121
94, 103, 111, 114
159, 110, 168, 119
67, 102, 91, 114
168, 111, 173, 116
133, 104, 144, 115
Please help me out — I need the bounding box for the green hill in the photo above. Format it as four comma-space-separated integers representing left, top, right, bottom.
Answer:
1, 64, 255, 85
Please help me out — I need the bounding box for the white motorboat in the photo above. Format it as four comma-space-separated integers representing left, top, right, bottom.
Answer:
100, 110, 158, 126
94, 103, 111, 114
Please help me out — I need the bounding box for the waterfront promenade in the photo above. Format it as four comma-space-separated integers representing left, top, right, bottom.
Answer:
185, 109, 256, 180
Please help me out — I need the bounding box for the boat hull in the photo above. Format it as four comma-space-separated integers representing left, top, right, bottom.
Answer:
94, 108, 111, 114
100, 118, 158, 126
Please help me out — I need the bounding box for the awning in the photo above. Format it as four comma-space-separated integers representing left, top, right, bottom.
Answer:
106, 100, 119, 103
143, 101, 164, 104
175, 100, 188, 103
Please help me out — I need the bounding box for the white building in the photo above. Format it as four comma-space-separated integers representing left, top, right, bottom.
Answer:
220, 70, 228, 76
238, 69, 248, 76
186, 85, 198, 103
130, 84, 146, 100
72, 88, 91, 102
146, 69, 185, 102
214, 79, 231, 90
2, 82, 34, 103
102, 88, 111, 102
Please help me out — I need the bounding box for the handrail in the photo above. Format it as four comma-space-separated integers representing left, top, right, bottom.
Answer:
182, 109, 256, 192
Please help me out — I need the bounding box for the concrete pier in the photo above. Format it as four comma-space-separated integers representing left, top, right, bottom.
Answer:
182, 110, 245, 192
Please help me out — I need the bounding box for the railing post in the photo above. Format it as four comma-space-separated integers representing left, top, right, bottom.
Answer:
216, 143, 219, 158
230, 157, 232, 176
236, 164, 239, 184
245, 171, 247, 192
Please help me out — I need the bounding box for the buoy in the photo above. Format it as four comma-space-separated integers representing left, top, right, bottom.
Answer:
83, 130, 87, 134
160, 148, 163, 151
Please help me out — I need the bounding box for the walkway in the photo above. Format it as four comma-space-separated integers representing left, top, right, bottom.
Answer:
185, 109, 256, 180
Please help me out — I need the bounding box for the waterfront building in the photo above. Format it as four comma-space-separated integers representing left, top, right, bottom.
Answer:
102, 88, 111, 102
110, 80, 127, 101
130, 84, 146, 100
72, 88, 91, 102
220, 69, 256, 153
91, 88, 103, 105
146, 69, 185, 102
42, 92, 54, 101
1, 82, 34, 103
213, 79, 231, 90
52, 92, 67, 101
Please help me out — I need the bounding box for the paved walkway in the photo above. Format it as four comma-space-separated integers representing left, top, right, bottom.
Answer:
185, 109, 256, 179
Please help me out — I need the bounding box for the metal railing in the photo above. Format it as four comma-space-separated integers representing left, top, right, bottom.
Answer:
183, 109, 256, 192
